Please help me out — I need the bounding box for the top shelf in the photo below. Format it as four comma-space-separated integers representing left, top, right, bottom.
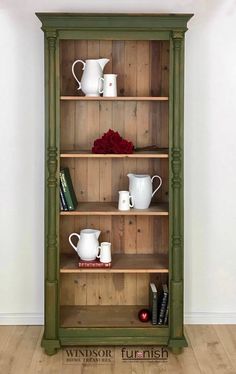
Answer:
60, 96, 169, 101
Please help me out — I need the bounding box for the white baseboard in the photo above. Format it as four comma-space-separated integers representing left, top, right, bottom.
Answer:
184, 312, 236, 324
0, 313, 44, 325
0, 312, 236, 325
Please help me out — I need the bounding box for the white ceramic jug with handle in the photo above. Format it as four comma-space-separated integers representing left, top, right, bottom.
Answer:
127, 174, 162, 209
99, 74, 118, 97
72, 58, 109, 96
69, 229, 101, 261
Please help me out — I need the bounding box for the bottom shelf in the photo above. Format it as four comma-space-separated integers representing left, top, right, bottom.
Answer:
60, 305, 168, 328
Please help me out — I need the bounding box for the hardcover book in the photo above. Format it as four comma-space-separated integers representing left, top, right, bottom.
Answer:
149, 282, 158, 325
60, 168, 78, 211
78, 260, 111, 268
157, 284, 169, 325
59, 182, 68, 211
164, 304, 169, 325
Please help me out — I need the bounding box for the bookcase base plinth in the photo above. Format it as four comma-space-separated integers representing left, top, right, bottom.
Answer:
59, 326, 169, 346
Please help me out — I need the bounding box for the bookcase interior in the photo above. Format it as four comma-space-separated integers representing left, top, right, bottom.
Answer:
59, 38, 170, 328
60, 40, 169, 97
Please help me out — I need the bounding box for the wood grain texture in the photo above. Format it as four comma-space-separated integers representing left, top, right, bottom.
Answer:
5, 325, 235, 373
60, 253, 169, 273
60, 40, 169, 99
60, 273, 151, 306
186, 325, 235, 374
61, 96, 169, 100
60, 202, 168, 215
59, 39, 170, 333
60, 305, 168, 327
60, 158, 169, 204
60, 214, 169, 273
215, 325, 236, 371
60, 150, 169, 158
0, 326, 40, 374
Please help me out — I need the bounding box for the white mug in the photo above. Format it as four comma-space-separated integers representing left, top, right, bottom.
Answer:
99, 74, 117, 97
118, 191, 134, 211
97, 242, 112, 263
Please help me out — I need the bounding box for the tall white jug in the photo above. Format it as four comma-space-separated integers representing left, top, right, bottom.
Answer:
72, 58, 109, 96
127, 174, 162, 209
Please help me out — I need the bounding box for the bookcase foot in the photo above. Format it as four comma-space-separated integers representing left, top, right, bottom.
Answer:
41, 338, 61, 356
44, 347, 58, 356
170, 347, 182, 355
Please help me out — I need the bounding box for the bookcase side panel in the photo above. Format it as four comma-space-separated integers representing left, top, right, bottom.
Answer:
168, 31, 186, 348
42, 32, 61, 354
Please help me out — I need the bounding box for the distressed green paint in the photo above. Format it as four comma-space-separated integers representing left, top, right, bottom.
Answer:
60, 336, 169, 346
36, 13, 193, 31
59, 327, 169, 338
58, 30, 170, 41
169, 31, 185, 344
37, 13, 193, 355
43, 30, 59, 345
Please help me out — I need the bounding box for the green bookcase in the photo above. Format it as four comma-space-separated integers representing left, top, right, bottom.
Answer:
36, 13, 193, 355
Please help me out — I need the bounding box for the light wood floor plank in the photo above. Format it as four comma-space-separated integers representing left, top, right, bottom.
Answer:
214, 325, 236, 371
186, 325, 235, 374
0, 326, 41, 374
29, 328, 63, 374
0, 326, 16, 353
0, 325, 236, 373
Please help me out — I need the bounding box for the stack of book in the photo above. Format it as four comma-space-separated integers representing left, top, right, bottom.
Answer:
60, 168, 78, 211
149, 282, 169, 325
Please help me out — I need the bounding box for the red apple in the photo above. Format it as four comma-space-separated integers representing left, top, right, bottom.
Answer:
138, 308, 150, 322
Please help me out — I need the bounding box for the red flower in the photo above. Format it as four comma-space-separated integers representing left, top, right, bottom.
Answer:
92, 129, 134, 154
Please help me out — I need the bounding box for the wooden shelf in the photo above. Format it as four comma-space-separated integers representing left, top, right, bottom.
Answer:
60, 305, 168, 328
60, 96, 169, 101
60, 149, 169, 158
60, 253, 169, 273
60, 202, 169, 216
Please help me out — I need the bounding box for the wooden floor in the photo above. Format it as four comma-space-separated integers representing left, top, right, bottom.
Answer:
0, 325, 236, 373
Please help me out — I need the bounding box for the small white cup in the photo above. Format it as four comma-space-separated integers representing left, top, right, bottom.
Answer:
118, 191, 134, 211
97, 242, 112, 263
99, 74, 117, 97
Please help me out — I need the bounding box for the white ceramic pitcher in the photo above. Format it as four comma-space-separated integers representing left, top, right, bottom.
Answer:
72, 58, 109, 96
69, 229, 101, 261
127, 174, 162, 209
99, 74, 117, 97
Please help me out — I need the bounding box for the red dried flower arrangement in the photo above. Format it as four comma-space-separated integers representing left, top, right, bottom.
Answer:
92, 129, 134, 154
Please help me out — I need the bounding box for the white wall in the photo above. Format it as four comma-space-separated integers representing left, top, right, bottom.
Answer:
0, 0, 236, 324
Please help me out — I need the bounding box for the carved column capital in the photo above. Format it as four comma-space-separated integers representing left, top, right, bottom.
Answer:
46, 31, 57, 51
172, 31, 184, 49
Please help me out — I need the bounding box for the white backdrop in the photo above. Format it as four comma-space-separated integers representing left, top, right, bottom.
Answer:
0, 0, 236, 324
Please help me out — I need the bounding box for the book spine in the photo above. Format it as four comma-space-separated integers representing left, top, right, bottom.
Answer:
164, 306, 169, 325
157, 292, 168, 325
60, 169, 78, 211
78, 262, 111, 268
59, 194, 63, 211
149, 285, 158, 325
60, 169, 76, 210
59, 183, 68, 211
64, 168, 78, 207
